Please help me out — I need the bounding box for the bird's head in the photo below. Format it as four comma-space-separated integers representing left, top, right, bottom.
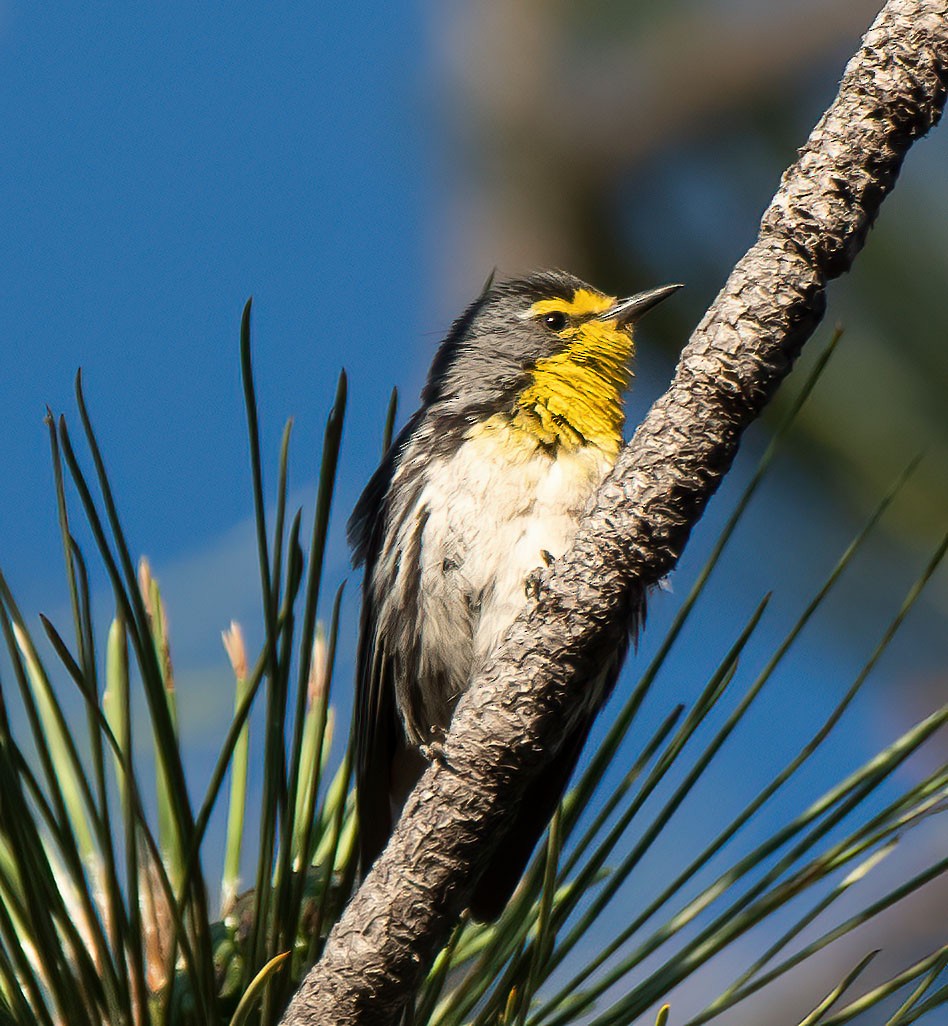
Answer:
423, 270, 681, 456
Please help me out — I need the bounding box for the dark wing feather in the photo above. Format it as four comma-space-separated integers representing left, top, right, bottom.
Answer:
348, 412, 424, 874
353, 611, 398, 871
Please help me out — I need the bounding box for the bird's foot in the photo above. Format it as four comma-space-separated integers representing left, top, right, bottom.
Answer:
525, 553, 554, 599
420, 729, 448, 766
420, 741, 448, 766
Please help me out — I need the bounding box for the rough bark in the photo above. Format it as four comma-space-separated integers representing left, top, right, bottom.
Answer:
282, 2, 948, 1023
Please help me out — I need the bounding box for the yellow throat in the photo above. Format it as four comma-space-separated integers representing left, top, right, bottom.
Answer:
513, 288, 633, 457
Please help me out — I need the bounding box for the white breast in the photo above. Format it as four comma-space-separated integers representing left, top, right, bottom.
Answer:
399, 430, 612, 739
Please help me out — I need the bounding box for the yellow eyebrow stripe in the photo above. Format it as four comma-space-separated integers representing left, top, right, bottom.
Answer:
528, 288, 616, 320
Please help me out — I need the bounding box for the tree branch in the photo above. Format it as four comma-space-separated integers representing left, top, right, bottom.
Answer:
281, 2, 948, 1023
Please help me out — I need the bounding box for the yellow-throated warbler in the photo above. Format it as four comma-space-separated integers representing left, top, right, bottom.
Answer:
349, 270, 680, 919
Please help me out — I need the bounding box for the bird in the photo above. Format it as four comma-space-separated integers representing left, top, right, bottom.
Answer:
348, 269, 681, 920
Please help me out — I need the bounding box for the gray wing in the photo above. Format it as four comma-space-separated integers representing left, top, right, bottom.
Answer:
348, 413, 426, 873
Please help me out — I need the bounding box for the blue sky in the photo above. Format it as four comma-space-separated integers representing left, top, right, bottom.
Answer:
0, 1, 443, 889
0, 4, 431, 607
1, 5, 944, 1017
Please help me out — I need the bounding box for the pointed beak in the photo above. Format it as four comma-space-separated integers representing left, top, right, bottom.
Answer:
598, 283, 683, 327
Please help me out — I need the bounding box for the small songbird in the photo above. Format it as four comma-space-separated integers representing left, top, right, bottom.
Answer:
348, 269, 680, 920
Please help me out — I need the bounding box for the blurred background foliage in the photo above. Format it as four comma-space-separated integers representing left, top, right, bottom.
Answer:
0, 0, 945, 1023
428, 0, 947, 556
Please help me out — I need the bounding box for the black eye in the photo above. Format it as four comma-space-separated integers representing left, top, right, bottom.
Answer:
543, 311, 568, 331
